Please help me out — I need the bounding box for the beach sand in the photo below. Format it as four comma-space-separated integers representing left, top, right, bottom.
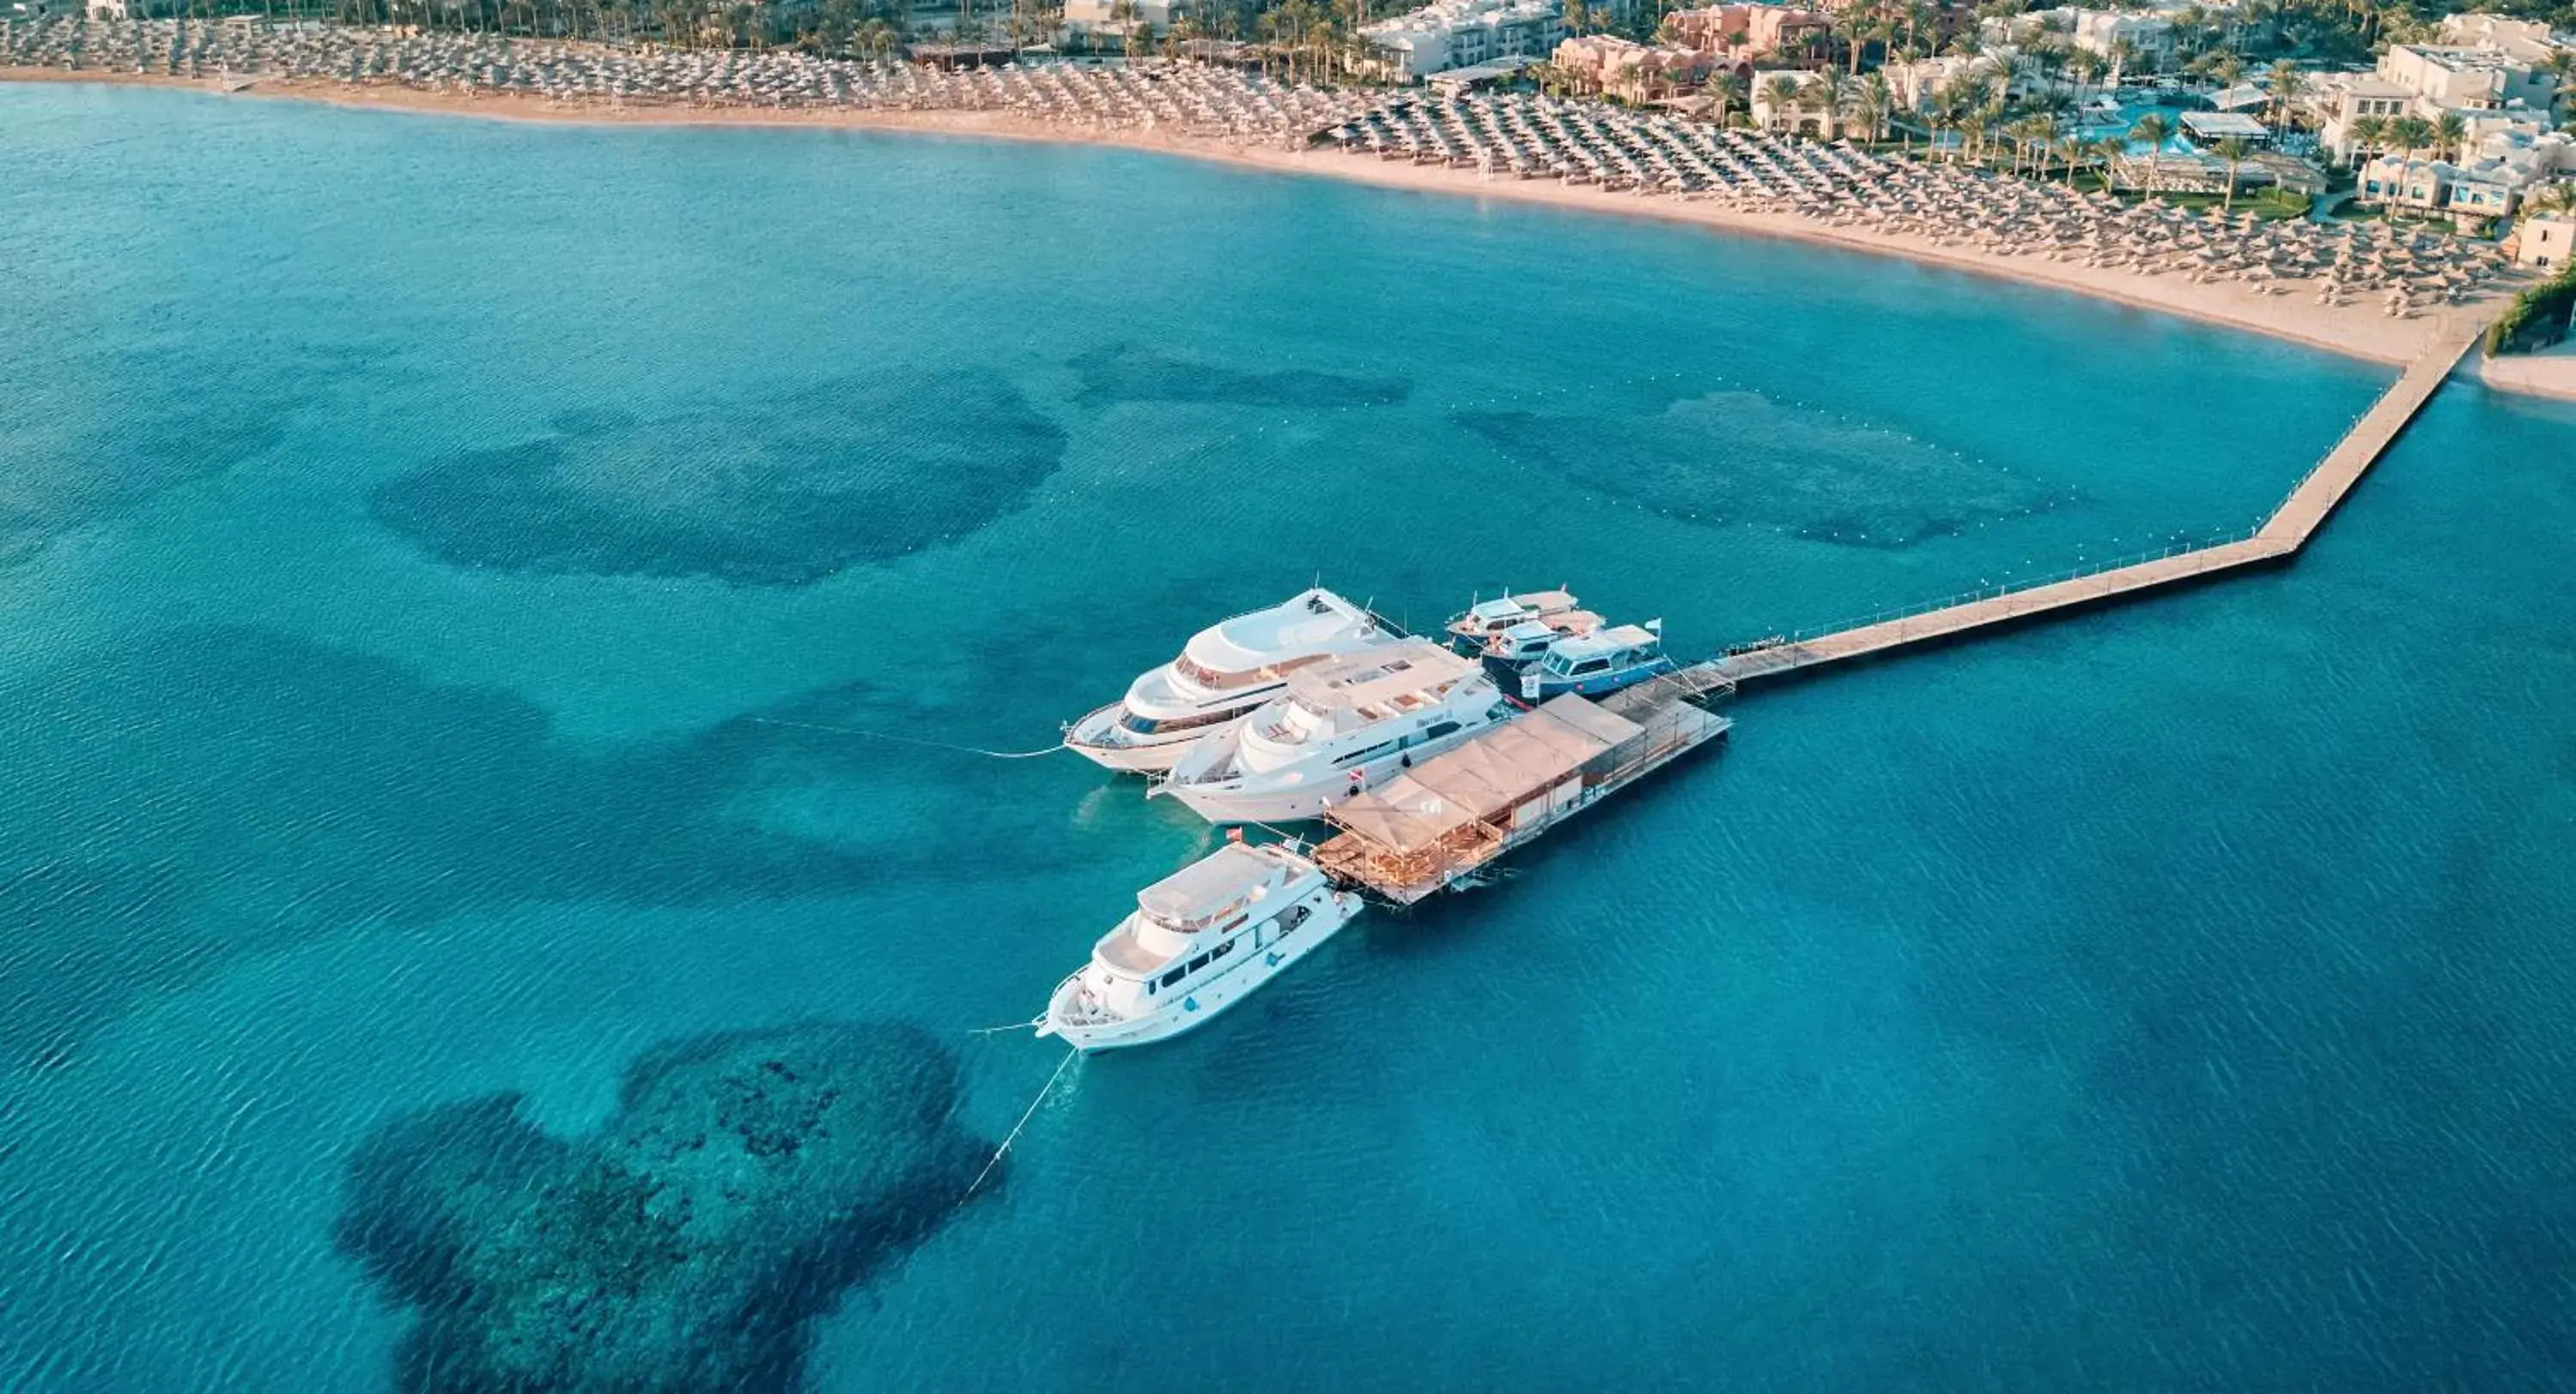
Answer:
10, 66, 2572, 402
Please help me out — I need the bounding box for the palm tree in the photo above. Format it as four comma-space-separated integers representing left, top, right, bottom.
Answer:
2128, 112, 2170, 192
2105, 34, 2138, 88
2065, 47, 2103, 100
2091, 134, 2126, 191
2434, 110, 2465, 163
2213, 135, 2251, 211
2263, 58, 2304, 130
1852, 71, 1893, 144
1760, 72, 1803, 135
2521, 181, 2576, 221
1704, 68, 1746, 127
1807, 68, 1844, 137
2385, 113, 2434, 211
2344, 112, 2385, 173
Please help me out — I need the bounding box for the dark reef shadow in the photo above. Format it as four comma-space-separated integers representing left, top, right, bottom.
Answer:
335, 1020, 993, 1393
373, 370, 1068, 585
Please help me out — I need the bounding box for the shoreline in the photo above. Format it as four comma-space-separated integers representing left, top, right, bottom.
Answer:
11, 66, 2574, 402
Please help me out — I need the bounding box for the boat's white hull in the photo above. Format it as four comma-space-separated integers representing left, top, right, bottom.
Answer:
1038, 888, 1364, 1052
1064, 703, 1230, 774
1157, 728, 1492, 825
1065, 730, 1198, 774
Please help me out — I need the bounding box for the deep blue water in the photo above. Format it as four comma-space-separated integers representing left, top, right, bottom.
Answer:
4, 82, 2575, 1391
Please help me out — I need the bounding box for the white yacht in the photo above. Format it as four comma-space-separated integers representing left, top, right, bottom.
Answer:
1066, 588, 1398, 774
1038, 839, 1364, 1052
1443, 589, 1582, 653
1153, 639, 1512, 824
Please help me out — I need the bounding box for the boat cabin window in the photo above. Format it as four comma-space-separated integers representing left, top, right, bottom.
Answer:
1188, 953, 1211, 973
1121, 704, 1257, 736
1160, 967, 1186, 989
1212, 937, 1236, 960
1424, 720, 1461, 740
1572, 658, 1611, 676
1334, 741, 1396, 768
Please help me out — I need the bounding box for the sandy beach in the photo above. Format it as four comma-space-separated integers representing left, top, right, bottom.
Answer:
11, 65, 2573, 403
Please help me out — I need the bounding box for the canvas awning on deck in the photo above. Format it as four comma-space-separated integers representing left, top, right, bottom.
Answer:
1325, 696, 1642, 855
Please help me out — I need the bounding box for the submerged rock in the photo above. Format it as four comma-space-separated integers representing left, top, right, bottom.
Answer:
337, 1021, 992, 1393
371, 370, 1067, 585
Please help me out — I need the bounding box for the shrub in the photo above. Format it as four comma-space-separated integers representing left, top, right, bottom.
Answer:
2486, 260, 2576, 357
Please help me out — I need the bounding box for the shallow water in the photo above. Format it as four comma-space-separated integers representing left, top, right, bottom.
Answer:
3, 82, 2573, 1392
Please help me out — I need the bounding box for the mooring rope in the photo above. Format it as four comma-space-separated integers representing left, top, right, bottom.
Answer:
744, 715, 1066, 760
957, 1046, 1078, 1211
966, 1015, 1046, 1036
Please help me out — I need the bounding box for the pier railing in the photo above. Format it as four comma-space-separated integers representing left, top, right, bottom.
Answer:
1754, 526, 2265, 648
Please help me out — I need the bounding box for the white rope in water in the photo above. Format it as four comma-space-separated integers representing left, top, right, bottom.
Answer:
957, 1047, 1078, 1211
966, 1015, 1046, 1036
744, 715, 1066, 760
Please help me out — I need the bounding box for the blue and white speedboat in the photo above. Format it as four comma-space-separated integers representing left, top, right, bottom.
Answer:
1506, 621, 1677, 701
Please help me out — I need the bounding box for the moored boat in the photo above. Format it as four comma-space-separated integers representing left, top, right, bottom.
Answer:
1505, 621, 1677, 702
1443, 589, 1581, 654
1154, 639, 1510, 824
1066, 588, 1398, 774
1037, 839, 1364, 1052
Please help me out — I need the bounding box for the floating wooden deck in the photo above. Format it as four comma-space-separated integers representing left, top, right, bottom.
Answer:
1713, 316, 2489, 685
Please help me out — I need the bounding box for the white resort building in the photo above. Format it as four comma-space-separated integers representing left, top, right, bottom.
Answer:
2312, 16, 2569, 163
1060, 0, 1189, 45
1363, 0, 1566, 80
2356, 130, 2576, 230
2514, 212, 2574, 269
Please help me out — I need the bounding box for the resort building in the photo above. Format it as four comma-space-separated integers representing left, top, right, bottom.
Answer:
2433, 14, 2570, 69
1554, 33, 1717, 100
1661, 3, 1831, 61
2514, 211, 2574, 269
2378, 42, 2561, 112
2357, 131, 2576, 230
1362, 0, 1564, 80
1748, 67, 1837, 134
2311, 23, 2569, 165
1060, 0, 1189, 45
1880, 51, 2009, 111
2058, 8, 2178, 68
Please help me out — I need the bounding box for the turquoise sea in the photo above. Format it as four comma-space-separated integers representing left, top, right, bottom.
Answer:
4, 82, 2575, 1391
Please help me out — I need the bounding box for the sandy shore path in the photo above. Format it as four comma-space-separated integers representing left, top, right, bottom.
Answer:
10, 66, 2572, 402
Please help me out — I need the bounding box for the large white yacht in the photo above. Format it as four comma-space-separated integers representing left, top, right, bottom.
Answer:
1152, 639, 1512, 824
1038, 839, 1364, 1052
1066, 588, 1398, 774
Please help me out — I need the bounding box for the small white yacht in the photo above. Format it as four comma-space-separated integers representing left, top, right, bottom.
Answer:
1066, 588, 1398, 774
1038, 839, 1364, 1052
1153, 639, 1512, 824
1444, 589, 1582, 654
1476, 609, 1602, 670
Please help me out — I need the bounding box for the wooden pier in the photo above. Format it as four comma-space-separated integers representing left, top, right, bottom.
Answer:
1712, 317, 2490, 686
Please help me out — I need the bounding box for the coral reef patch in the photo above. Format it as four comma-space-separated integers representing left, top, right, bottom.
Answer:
372, 371, 1067, 585
1071, 344, 1411, 409
1455, 390, 2075, 549
336, 1021, 991, 1393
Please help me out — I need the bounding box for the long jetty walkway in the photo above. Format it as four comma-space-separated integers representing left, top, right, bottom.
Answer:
1710, 317, 2490, 686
